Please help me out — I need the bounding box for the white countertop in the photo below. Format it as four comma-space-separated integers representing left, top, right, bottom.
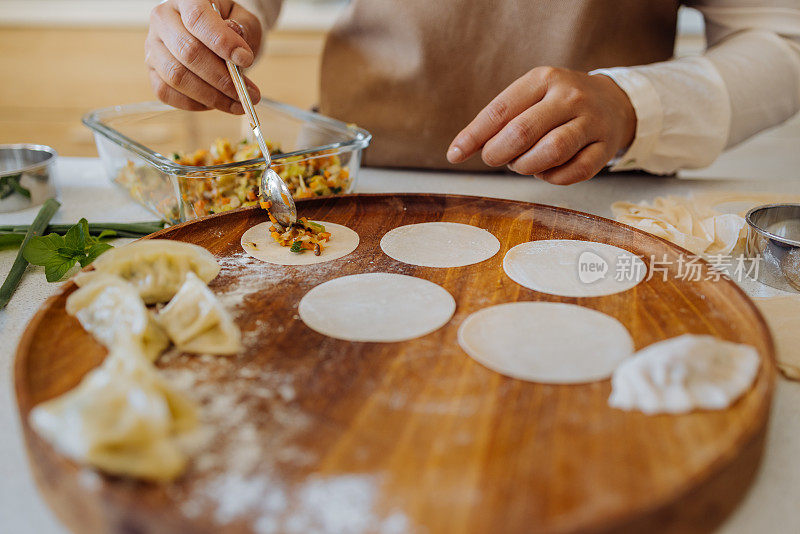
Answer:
2, 120, 800, 532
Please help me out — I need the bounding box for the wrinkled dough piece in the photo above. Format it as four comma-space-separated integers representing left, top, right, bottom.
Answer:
609, 334, 760, 414
241, 221, 359, 266
457, 302, 634, 384
29, 342, 197, 481
78, 240, 221, 304
694, 191, 800, 217
609, 194, 788, 257
380, 222, 501, 268
157, 271, 242, 355
66, 273, 168, 361
299, 273, 456, 342
503, 240, 646, 297
754, 296, 800, 380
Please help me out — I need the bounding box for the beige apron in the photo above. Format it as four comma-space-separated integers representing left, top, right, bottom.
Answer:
319, 0, 679, 170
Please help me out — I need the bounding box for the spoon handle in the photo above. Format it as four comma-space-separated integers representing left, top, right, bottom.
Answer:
210, 2, 272, 166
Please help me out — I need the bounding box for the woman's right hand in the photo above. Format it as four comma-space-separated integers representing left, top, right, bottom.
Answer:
146, 0, 262, 114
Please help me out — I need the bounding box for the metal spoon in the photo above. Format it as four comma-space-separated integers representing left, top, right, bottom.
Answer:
211, 2, 297, 227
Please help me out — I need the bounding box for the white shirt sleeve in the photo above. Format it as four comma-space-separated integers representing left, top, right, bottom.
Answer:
235, 0, 283, 33
591, 0, 800, 175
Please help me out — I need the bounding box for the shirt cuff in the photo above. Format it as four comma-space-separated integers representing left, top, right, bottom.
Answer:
236, 0, 279, 32
589, 68, 665, 173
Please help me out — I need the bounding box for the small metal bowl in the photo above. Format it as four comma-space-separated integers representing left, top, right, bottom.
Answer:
745, 203, 800, 292
0, 144, 58, 213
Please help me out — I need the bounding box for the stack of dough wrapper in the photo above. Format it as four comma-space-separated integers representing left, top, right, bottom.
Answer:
612, 195, 747, 257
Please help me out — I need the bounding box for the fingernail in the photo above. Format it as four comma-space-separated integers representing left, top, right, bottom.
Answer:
231, 102, 244, 115
447, 145, 463, 163
226, 19, 246, 38
248, 87, 260, 103
231, 47, 252, 67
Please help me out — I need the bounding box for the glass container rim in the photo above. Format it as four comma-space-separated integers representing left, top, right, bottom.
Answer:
82, 99, 372, 176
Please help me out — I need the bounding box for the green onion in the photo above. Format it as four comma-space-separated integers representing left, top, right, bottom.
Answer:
306, 221, 326, 233
0, 234, 25, 251
0, 198, 60, 309
0, 220, 165, 239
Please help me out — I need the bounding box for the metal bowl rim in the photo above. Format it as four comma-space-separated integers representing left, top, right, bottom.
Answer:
745, 203, 800, 248
0, 144, 58, 178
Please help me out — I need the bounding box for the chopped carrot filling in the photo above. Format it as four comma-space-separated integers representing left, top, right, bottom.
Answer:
260, 212, 331, 255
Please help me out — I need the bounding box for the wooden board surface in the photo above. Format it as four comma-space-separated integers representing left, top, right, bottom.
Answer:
16, 194, 776, 534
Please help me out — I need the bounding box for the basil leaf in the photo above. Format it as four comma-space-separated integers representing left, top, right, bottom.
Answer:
44, 256, 77, 282
80, 218, 91, 244
23, 233, 65, 265
57, 246, 77, 256
23, 220, 115, 282
96, 229, 117, 240
81, 242, 113, 266
63, 219, 86, 252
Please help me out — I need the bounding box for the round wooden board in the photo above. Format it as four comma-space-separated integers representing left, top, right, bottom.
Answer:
16, 194, 775, 534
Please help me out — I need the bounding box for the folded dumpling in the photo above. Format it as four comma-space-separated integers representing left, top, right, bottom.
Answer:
66, 273, 169, 361
608, 335, 759, 414
77, 240, 221, 304
29, 342, 197, 481
157, 272, 242, 355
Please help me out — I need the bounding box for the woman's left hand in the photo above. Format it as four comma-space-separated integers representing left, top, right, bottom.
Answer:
446, 67, 637, 185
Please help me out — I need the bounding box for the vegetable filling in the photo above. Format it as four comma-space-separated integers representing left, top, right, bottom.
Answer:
260, 201, 330, 255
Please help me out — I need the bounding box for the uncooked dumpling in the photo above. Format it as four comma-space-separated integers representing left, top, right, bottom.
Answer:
156, 272, 242, 355
380, 222, 500, 267
503, 240, 646, 297
608, 334, 759, 414
29, 341, 197, 481
457, 302, 634, 383
78, 240, 221, 304
66, 274, 169, 361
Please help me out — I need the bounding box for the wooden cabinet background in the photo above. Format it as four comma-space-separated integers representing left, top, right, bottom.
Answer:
0, 27, 325, 156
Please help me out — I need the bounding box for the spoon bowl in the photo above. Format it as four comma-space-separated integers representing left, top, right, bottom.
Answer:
261, 167, 297, 227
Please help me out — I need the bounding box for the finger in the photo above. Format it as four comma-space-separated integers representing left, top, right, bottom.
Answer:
147, 37, 244, 114
176, 0, 254, 67
536, 142, 609, 186
507, 118, 591, 175
481, 97, 574, 167
154, 6, 260, 103
148, 68, 210, 111
228, 3, 263, 57
447, 73, 548, 163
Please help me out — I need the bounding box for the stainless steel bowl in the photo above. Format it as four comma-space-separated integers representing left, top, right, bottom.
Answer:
745, 203, 800, 292
0, 144, 58, 213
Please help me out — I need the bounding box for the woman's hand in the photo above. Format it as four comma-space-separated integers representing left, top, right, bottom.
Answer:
447, 67, 637, 185
145, 0, 262, 114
